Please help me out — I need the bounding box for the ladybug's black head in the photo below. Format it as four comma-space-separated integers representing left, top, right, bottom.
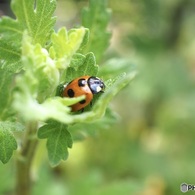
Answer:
88, 76, 105, 94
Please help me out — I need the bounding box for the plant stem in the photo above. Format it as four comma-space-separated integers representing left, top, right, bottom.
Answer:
15, 121, 38, 195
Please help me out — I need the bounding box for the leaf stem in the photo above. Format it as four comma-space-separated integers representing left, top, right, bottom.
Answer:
15, 121, 38, 195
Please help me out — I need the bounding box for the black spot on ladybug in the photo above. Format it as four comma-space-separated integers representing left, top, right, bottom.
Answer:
79, 99, 86, 104
67, 89, 74, 97
78, 78, 86, 87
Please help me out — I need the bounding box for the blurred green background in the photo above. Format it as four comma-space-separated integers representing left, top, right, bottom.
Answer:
1, 0, 195, 194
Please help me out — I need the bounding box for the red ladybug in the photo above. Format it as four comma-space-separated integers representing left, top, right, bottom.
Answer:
62, 76, 105, 111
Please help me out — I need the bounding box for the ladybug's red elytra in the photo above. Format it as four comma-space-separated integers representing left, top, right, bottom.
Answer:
62, 76, 105, 112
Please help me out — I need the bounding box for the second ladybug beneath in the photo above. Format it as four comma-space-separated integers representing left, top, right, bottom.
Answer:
62, 76, 105, 112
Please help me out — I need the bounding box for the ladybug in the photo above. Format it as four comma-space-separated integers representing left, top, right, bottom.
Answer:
62, 76, 105, 112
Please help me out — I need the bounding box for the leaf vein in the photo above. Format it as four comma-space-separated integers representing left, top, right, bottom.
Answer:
33, 0, 47, 42
22, 0, 32, 36
0, 46, 21, 57
1, 26, 23, 35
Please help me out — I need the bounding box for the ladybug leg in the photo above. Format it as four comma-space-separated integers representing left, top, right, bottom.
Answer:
81, 108, 85, 113
90, 101, 93, 107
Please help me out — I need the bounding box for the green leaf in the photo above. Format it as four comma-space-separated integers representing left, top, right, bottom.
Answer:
0, 130, 17, 164
11, 0, 56, 46
0, 0, 56, 72
49, 27, 87, 70
38, 121, 73, 166
0, 17, 23, 72
65, 52, 98, 82
0, 121, 24, 163
0, 69, 16, 120
69, 53, 86, 71
82, 0, 111, 63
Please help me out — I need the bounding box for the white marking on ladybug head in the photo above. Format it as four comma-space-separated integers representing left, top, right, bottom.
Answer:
96, 86, 102, 92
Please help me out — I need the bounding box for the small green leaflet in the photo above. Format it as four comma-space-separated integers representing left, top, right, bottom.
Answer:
38, 121, 73, 167
0, 121, 24, 164
65, 52, 98, 82
82, 0, 111, 63
0, 130, 16, 164
49, 27, 87, 70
